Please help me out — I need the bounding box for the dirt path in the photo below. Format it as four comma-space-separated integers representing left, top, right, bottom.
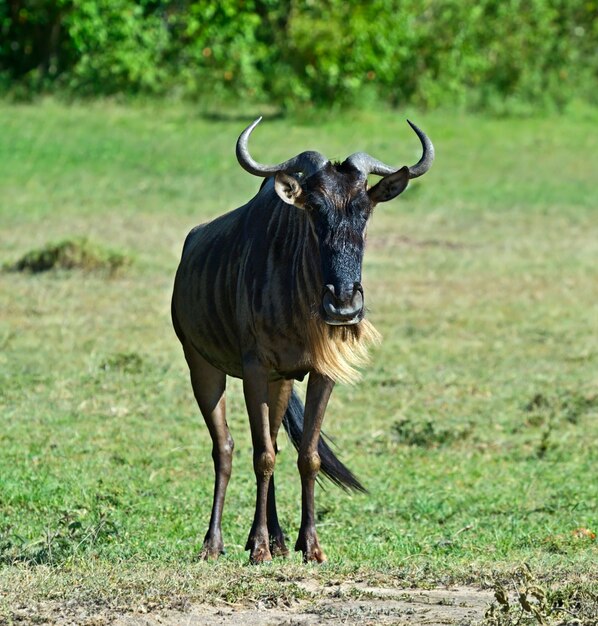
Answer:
114, 584, 494, 626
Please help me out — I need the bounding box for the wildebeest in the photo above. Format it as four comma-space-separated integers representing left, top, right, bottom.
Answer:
172, 118, 434, 563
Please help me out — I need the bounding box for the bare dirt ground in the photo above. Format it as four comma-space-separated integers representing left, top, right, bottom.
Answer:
5, 583, 495, 625
110, 584, 495, 626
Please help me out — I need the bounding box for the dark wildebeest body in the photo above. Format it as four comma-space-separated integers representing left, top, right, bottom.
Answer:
172, 118, 434, 563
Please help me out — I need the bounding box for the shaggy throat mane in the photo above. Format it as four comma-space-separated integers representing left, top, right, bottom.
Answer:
305, 316, 381, 385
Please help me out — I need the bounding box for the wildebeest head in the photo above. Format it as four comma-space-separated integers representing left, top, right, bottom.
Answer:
236, 118, 434, 326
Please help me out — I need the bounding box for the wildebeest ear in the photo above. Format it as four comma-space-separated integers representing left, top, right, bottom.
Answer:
368, 166, 410, 204
274, 172, 305, 207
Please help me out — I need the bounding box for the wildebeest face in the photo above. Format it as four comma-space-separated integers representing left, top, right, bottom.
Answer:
274, 162, 410, 326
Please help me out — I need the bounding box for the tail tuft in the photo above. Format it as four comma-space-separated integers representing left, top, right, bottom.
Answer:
282, 390, 366, 493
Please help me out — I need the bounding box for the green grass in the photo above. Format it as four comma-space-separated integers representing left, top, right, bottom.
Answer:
0, 100, 597, 616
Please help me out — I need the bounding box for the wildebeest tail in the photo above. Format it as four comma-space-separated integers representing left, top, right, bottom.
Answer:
282, 389, 367, 493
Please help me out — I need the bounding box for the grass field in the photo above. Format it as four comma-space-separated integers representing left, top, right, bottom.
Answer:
1, 100, 597, 623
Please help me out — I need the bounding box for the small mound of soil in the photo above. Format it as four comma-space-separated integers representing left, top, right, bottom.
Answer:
5, 238, 130, 274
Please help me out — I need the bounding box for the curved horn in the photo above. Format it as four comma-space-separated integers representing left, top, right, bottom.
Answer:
345, 119, 434, 179
236, 117, 328, 178
405, 119, 435, 179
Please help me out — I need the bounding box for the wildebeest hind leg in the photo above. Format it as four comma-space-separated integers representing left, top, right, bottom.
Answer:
266, 474, 288, 557
183, 342, 231, 560
243, 358, 276, 563
266, 379, 293, 557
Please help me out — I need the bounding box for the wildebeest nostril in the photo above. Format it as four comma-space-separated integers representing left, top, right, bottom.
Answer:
350, 288, 363, 311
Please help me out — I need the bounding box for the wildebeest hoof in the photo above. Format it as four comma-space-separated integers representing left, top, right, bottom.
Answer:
249, 543, 273, 564
270, 534, 290, 558
198, 541, 225, 561
304, 546, 327, 563
295, 532, 327, 563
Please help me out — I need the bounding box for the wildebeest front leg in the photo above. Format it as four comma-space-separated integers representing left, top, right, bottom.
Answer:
243, 358, 276, 563
183, 342, 231, 560
296, 372, 335, 563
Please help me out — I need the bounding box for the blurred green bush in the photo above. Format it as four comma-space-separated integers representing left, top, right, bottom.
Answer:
1, 0, 596, 111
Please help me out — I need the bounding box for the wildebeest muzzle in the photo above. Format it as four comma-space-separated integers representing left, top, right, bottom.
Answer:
321, 283, 364, 325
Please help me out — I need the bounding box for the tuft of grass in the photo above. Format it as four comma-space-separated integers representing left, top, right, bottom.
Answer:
391, 417, 475, 448
522, 389, 598, 458
524, 389, 598, 425
4, 237, 130, 274
100, 352, 145, 374
0, 500, 118, 566
483, 564, 598, 625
